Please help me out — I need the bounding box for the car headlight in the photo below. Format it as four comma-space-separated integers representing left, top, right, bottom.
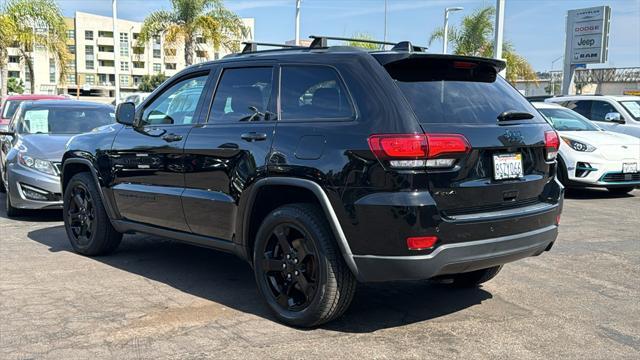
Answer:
561, 137, 596, 152
17, 154, 57, 175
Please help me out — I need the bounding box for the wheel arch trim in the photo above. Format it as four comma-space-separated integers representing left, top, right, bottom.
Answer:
242, 177, 360, 279
61, 158, 119, 221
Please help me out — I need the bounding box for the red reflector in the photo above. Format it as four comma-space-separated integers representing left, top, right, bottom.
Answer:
453, 61, 478, 69
545, 130, 560, 150
426, 134, 470, 158
556, 214, 561, 225
368, 134, 428, 158
407, 236, 438, 250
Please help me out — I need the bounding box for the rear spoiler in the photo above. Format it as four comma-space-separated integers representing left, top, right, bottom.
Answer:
372, 53, 506, 73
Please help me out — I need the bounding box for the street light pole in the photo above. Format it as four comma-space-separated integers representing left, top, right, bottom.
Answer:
443, 7, 463, 54
550, 55, 563, 96
112, 0, 120, 104
294, 0, 301, 45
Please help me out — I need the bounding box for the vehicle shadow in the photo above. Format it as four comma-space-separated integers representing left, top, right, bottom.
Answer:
564, 187, 637, 200
27, 225, 492, 333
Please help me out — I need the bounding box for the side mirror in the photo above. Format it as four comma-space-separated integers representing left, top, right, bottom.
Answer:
115, 102, 136, 126
604, 112, 625, 124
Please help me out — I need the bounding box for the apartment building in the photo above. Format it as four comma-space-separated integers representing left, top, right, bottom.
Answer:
5, 11, 254, 98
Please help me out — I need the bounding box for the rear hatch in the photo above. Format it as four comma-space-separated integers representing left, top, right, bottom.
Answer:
376, 54, 557, 216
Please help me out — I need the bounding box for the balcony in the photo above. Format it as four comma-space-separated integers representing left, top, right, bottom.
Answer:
97, 66, 115, 74
97, 52, 115, 61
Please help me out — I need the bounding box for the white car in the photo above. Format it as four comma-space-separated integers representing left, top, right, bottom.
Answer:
545, 95, 640, 138
533, 102, 640, 195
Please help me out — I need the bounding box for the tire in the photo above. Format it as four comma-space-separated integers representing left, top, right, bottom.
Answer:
63, 172, 122, 256
607, 187, 634, 195
253, 203, 356, 327
446, 266, 503, 288
5, 186, 22, 218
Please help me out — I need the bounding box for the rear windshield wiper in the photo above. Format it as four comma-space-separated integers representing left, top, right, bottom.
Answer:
497, 111, 534, 122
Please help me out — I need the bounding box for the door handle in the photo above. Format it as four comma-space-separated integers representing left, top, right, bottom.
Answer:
162, 133, 183, 142
241, 132, 267, 142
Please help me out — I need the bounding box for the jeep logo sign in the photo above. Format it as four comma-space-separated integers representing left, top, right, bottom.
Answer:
565, 6, 610, 64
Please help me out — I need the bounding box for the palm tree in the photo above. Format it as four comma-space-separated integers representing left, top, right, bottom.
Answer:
2, 0, 70, 95
429, 6, 536, 83
138, 0, 248, 66
0, 12, 18, 98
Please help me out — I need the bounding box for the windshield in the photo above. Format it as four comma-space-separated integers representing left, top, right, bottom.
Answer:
17, 107, 115, 134
620, 100, 640, 120
2, 100, 23, 120
538, 108, 600, 131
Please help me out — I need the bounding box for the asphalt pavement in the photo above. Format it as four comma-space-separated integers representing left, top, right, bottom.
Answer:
1, 189, 638, 359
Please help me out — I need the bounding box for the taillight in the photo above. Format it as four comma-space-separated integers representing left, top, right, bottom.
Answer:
368, 133, 470, 169
545, 130, 560, 161
407, 236, 438, 251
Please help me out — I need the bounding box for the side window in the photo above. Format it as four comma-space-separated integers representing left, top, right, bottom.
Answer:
568, 100, 592, 119
141, 75, 208, 126
208, 67, 273, 123
590, 101, 618, 122
280, 66, 355, 121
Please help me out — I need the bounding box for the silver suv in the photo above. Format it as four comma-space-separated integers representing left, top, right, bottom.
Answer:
546, 95, 640, 138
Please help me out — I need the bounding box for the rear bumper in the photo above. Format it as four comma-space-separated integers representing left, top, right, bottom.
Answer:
353, 225, 557, 282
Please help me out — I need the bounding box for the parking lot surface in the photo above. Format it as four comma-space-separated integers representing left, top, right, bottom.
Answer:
1, 189, 639, 359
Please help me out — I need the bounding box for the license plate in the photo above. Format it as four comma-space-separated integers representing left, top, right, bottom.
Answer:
623, 162, 638, 174
493, 153, 524, 180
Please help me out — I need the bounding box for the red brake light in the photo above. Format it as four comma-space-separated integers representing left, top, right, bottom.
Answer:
545, 130, 560, 161
426, 134, 470, 158
453, 61, 478, 69
407, 236, 438, 251
368, 134, 428, 159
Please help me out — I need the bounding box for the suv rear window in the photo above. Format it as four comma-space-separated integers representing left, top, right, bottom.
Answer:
386, 58, 542, 124
280, 65, 354, 121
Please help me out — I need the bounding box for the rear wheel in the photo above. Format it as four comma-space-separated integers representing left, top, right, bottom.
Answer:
439, 266, 503, 288
607, 187, 634, 195
63, 172, 122, 256
253, 203, 356, 327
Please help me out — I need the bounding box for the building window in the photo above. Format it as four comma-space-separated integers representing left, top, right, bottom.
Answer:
196, 50, 207, 58
85, 30, 94, 40
67, 45, 76, 54
98, 45, 114, 53
120, 75, 129, 86
133, 75, 142, 86
119, 32, 129, 57
86, 60, 94, 70
120, 62, 129, 71
25, 71, 31, 82
165, 48, 176, 56
133, 61, 145, 69
165, 63, 176, 70
67, 30, 75, 39
153, 63, 161, 73
153, 49, 161, 58
66, 74, 76, 85
67, 61, 76, 71
85, 74, 95, 85
153, 35, 161, 45
8, 56, 20, 63
98, 31, 113, 38
49, 58, 56, 83
8, 71, 20, 78
99, 60, 114, 67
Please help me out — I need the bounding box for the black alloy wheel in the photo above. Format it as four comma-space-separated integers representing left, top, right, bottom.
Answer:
259, 223, 319, 311
66, 183, 96, 246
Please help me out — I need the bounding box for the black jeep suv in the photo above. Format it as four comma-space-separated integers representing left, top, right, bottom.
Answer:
61, 37, 563, 327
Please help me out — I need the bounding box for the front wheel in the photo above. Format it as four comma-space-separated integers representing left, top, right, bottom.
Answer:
607, 187, 634, 195
5, 186, 22, 218
253, 203, 356, 327
63, 172, 122, 256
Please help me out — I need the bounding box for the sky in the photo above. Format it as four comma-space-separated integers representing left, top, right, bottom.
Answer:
52, 0, 640, 71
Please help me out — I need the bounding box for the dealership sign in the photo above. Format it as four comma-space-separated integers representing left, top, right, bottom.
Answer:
566, 6, 611, 64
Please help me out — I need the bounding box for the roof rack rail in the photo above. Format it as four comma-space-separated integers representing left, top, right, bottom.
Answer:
241, 41, 305, 54
308, 35, 427, 52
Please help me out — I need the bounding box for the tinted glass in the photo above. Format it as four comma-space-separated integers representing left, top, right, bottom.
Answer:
209, 67, 273, 123
538, 108, 599, 131
565, 100, 592, 119
141, 75, 208, 126
590, 101, 617, 121
2, 100, 23, 119
280, 66, 354, 120
17, 106, 115, 134
620, 100, 640, 120
390, 61, 541, 124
